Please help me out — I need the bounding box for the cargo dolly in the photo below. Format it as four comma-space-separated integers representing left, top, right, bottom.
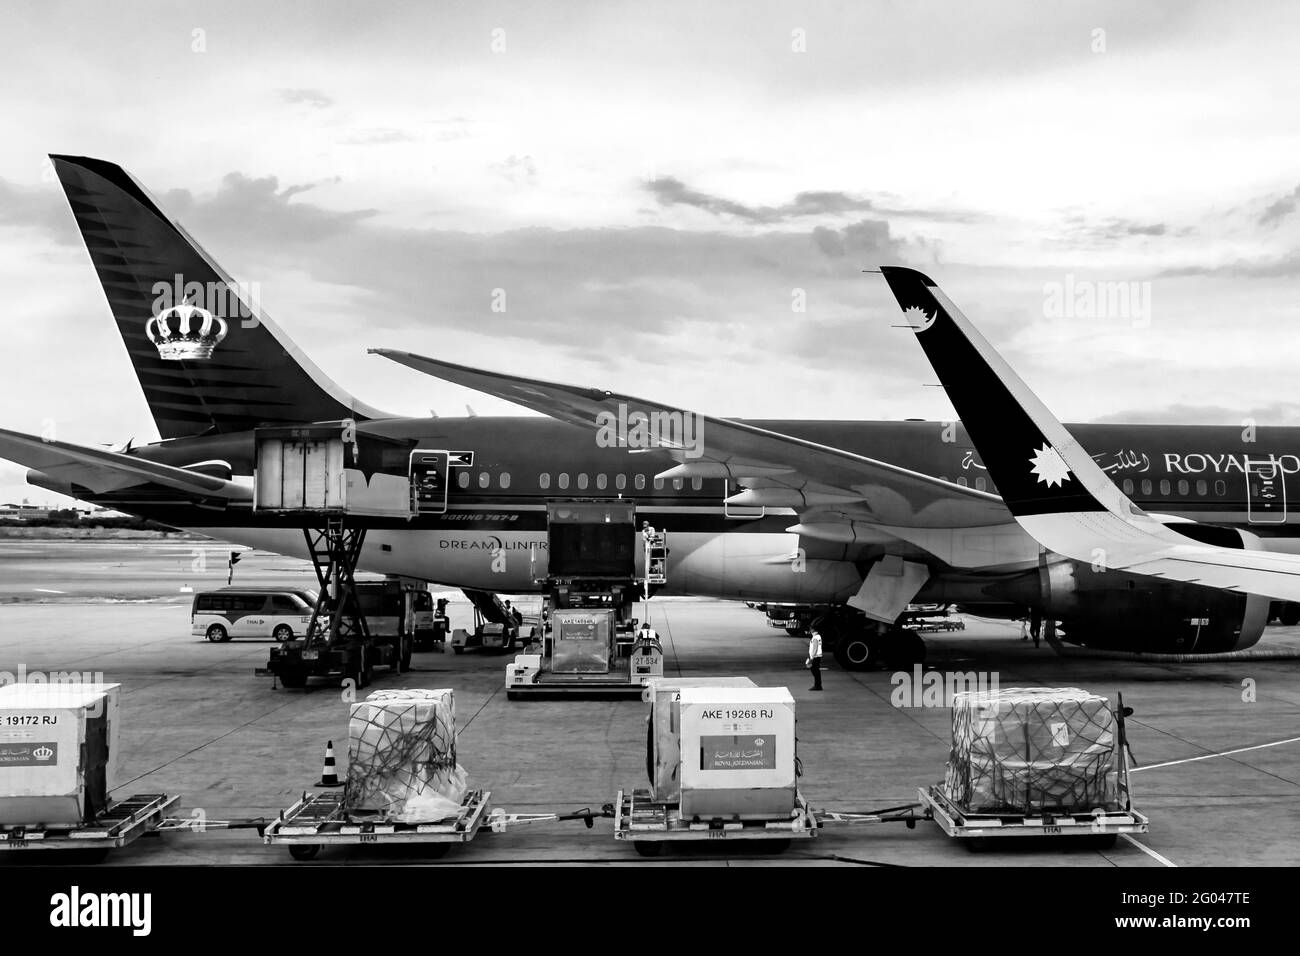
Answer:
917, 786, 1148, 849
263, 787, 492, 861
611, 789, 922, 857
0, 793, 180, 863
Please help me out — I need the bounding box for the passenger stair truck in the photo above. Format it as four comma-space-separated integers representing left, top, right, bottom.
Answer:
254, 423, 442, 689
506, 500, 665, 698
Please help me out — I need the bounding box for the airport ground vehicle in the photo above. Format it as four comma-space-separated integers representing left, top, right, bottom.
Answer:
260, 578, 420, 688
765, 603, 815, 636
192, 588, 316, 643
505, 501, 664, 698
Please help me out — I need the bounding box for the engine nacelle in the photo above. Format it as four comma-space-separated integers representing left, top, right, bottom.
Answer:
1032, 526, 1269, 653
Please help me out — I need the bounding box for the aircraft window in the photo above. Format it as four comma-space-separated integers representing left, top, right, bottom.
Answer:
654, 477, 664, 490
957, 477, 968, 487
673, 478, 684, 490
1177, 479, 1188, 496
1159, 479, 1170, 495
501, 472, 511, 490
596, 473, 607, 490
457, 471, 470, 489
539, 473, 550, 490
691, 477, 702, 491
479, 472, 490, 489
1122, 479, 1134, 495
616, 474, 627, 491
975, 477, 986, 492
558, 473, 570, 490
577, 473, 589, 490
1141, 479, 1152, 496
1197, 480, 1207, 496
635, 474, 645, 490
1215, 480, 1226, 496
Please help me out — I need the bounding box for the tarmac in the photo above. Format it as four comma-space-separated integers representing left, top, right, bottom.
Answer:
1, 539, 1298, 867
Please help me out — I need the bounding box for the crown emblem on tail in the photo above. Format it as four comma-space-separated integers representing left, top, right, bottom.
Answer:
32, 745, 54, 760
145, 298, 228, 360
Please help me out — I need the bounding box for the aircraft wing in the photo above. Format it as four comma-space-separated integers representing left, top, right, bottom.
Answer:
370, 349, 1010, 530
0, 427, 252, 502
879, 265, 1300, 602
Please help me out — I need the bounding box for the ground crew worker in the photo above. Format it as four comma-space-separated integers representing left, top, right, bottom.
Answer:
807, 627, 823, 691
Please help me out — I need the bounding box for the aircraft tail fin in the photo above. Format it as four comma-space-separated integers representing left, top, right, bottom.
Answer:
878, 266, 1133, 519
50, 155, 385, 440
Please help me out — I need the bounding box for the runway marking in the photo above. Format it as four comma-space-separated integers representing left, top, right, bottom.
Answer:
1130, 735, 1300, 773
32, 588, 65, 594
1121, 834, 1177, 868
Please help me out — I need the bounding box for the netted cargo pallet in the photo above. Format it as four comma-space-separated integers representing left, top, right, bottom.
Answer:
264, 788, 491, 861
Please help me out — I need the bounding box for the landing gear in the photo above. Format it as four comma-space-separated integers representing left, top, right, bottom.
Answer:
834, 630, 876, 671
878, 627, 926, 670
820, 612, 928, 672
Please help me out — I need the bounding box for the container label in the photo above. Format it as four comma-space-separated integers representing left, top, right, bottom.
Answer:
700, 734, 776, 770
0, 742, 58, 766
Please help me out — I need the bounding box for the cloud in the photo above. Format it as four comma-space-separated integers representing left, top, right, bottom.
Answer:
1091, 402, 1300, 426
159, 173, 378, 244
1259, 184, 1300, 227
0, 178, 71, 237
341, 128, 417, 145
1154, 253, 1300, 279
491, 154, 538, 184
278, 88, 333, 108
644, 176, 980, 225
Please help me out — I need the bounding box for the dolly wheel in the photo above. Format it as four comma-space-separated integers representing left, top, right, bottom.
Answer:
452, 646, 464, 655
289, 844, 321, 861
1091, 833, 1118, 850
633, 841, 663, 858
422, 843, 451, 859
762, 839, 791, 855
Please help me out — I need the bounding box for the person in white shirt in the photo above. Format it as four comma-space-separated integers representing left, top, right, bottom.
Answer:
807, 628, 823, 691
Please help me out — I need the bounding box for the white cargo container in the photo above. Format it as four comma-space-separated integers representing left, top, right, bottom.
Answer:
254, 424, 412, 517
644, 677, 757, 803
0, 683, 121, 825
678, 686, 796, 819
549, 610, 614, 674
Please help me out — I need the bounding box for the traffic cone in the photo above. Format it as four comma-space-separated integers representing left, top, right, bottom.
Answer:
317, 740, 342, 787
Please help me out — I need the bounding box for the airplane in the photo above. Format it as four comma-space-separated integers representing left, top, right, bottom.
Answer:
5, 155, 1300, 674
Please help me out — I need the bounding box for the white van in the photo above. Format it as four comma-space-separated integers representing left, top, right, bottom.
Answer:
192, 588, 316, 643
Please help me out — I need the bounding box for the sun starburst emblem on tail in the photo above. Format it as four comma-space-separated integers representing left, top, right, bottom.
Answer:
1029, 443, 1071, 487
901, 305, 936, 331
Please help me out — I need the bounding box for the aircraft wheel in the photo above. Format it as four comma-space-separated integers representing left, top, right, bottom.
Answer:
881, 628, 926, 670
834, 632, 875, 671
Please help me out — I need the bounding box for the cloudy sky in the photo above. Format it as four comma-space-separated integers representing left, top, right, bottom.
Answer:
3, 0, 1300, 504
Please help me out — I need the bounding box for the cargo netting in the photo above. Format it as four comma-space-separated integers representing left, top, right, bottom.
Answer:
943, 687, 1119, 815
344, 689, 468, 824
